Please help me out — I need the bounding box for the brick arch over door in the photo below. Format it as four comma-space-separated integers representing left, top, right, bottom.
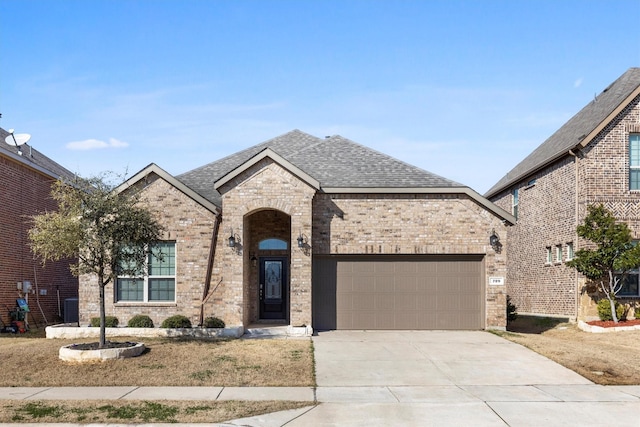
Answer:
245, 209, 291, 323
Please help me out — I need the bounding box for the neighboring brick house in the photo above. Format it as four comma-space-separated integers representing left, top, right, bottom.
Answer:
79, 130, 515, 332
0, 127, 78, 327
486, 68, 640, 320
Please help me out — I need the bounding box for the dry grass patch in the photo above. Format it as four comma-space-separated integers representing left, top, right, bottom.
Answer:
494, 316, 640, 385
0, 400, 312, 424
0, 335, 314, 387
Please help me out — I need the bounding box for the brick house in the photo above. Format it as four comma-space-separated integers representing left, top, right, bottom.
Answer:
79, 130, 514, 332
0, 127, 78, 327
486, 68, 640, 320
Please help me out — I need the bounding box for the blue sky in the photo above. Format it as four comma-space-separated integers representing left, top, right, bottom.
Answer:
1, 1, 639, 194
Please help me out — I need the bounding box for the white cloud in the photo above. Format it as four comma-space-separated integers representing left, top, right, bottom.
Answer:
66, 137, 129, 150
574, 78, 583, 88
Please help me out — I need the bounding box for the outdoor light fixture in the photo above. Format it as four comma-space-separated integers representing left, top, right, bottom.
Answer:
489, 229, 500, 250
297, 233, 306, 248
228, 229, 237, 248
250, 253, 257, 266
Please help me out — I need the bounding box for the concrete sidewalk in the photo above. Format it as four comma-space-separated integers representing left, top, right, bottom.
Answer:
0, 386, 315, 402
2, 384, 639, 426
3, 331, 640, 426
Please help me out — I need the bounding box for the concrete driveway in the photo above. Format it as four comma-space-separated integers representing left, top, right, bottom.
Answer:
228, 330, 640, 426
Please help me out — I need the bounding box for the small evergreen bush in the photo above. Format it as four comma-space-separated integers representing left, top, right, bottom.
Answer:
597, 298, 625, 321
203, 316, 225, 328
161, 315, 192, 328
128, 314, 154, 328
90, 316, 119, 327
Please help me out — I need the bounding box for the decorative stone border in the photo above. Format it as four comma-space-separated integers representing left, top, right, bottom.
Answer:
46, 324, 245, 339
578, 320, 640, 333
59, 342, 146, 362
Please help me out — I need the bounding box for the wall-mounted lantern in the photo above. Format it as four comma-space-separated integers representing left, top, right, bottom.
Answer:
489, 229, 501, 252
297, 233, 307, 248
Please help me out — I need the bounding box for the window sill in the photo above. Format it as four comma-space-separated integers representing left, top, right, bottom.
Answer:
115, 302, 177, 307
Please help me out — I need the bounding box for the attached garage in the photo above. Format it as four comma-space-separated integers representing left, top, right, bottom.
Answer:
313, 255, 485, 330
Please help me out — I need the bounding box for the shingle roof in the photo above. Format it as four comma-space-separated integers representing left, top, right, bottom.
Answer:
485, 67, 640, 198
0, 127, 76, 181
177, 129, 463, 207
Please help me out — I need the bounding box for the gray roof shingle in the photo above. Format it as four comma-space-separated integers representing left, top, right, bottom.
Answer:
0, 127, 77, 181
177, 129, 463, 207
486, 67, 640, 198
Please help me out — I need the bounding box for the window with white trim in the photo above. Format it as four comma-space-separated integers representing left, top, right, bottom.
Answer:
630, 135, 640, 190
566, 242, 574, 261
555, 245, 563, 263
512, 188, 519, 219
546, 247, 552, 264
116, 242, 176, 302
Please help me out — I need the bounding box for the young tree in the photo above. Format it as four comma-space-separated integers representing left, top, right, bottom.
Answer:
566, 204, 640, 323
28, 174, 163, 347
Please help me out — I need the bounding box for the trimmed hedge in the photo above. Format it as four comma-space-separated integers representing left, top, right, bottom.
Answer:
203, 316, 225, 328
127, 314, 154, 328
161, 315, 192, 328
90, 316, 119, 327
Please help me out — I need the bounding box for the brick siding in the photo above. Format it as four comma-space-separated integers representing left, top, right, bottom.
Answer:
491, 95, 640, 320
79, 174, 218, 327
81, 159, 509, 329
0, 155, 77, 326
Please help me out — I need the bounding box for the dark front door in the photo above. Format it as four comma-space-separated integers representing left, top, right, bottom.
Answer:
259, 257, 288, 320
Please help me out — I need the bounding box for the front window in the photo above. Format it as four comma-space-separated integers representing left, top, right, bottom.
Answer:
555, 245, 563, 263
546, 247, 552, 264
566, 242, 574, 261
618, 270, 640, 297
512, 188, 519, 219
117, 242, 176, 302
630, 135, 640, 190
618, 240, 640, 297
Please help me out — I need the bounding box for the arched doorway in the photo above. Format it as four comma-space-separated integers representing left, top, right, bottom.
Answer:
245, 209, 291, 322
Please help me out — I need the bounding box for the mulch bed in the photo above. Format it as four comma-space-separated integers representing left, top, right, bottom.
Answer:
586, 319, 640, 328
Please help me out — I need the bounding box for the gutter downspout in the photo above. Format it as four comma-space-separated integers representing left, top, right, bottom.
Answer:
199, 214, 221, 326
568, 149, 580, 321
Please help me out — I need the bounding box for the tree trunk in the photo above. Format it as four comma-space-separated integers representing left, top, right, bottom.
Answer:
606, 272, 619, 324
609, 296, 619, 323
99, 281, 106, 348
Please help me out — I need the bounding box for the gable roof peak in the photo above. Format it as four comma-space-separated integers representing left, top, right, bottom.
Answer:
486, 67, 640, 198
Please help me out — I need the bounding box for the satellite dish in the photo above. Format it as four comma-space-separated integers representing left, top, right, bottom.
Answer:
5, 131, 31, 147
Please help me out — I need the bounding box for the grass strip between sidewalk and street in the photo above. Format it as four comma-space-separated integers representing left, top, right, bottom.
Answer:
0, 400, 313, 424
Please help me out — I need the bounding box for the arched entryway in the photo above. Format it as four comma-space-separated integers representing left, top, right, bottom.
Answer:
245, 209, 291, 323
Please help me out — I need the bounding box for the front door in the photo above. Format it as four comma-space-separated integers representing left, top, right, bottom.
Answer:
259, 257, 288, 320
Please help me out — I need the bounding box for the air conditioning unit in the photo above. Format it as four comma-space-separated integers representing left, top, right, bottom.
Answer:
64, 298, 79, 324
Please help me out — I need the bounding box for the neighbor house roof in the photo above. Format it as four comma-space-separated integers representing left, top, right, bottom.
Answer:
0, 127, 77, 181
485, 67, 640, 198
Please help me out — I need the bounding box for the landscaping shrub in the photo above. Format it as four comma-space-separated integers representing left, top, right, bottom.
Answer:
506, 295, 518, 322
597, 298, 625, 321
161, 315, 192, 328
203, 316, 225, 328
90, 316, 119, 327
128, 314, 154, 328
